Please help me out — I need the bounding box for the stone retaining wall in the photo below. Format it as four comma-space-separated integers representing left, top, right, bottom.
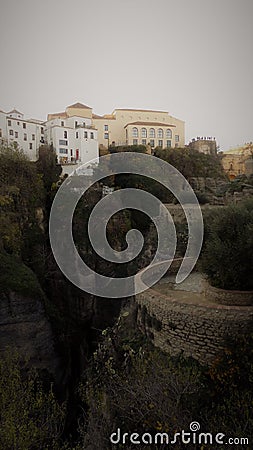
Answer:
136, 289, 253, 365
205, 284, 253, 306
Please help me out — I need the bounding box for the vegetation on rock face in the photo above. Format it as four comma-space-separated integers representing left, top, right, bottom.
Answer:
201, 199, 253, 290
0, 252, 45, 299
76, 309, 253, 450
0, 351, 66, 450
1, 317, 253, 450
36, 145, 62, 197
1, 142, 253, 449
109, 144, 147, 154
154, 147, 226, 180
0, 144, 44, 256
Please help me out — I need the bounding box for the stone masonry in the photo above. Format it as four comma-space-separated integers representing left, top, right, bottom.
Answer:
136, 287, 253, 366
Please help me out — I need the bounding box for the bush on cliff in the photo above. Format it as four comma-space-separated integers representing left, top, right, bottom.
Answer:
0, 351, 66, 450
201, 199, 253, 290
154, 147, 226, 180
0, 144, 44, 256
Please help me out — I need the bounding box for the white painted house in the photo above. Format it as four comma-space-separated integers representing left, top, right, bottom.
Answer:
0, 103, 99, 174
46, 103, 99, 173
0, 108, 45, 160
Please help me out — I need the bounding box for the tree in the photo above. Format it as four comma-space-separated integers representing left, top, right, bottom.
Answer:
0, 143, 44, 256
201, 199, 253, 289
154, 147, 226, 180
36, 144, 62, 192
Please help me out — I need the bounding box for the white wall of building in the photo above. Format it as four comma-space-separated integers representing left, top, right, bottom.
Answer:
0, 110, 44, 161
45, 114, 99, 167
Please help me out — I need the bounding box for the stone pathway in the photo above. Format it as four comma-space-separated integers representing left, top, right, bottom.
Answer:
155, 272, 253, 310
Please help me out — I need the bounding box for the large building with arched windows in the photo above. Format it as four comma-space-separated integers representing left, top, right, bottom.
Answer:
92, 108, 185, 150
0, 103, 185, 170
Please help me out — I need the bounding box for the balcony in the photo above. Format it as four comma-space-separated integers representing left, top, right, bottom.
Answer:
75, 123, 95, 129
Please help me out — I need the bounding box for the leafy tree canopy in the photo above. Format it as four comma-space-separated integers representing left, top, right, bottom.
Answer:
154, 147, 226, 179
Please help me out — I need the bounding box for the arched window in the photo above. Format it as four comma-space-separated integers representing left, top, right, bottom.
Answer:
149, 128, 155, 138
132, 127, 138, 137
157, 128, 163, 138
141, 128, 147, 138
166, 129, 172, 138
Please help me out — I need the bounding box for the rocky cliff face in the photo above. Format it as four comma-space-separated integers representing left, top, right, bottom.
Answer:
0, 290, 60, 376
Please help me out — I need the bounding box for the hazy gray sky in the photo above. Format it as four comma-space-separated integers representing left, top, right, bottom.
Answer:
0, 0, 252, 150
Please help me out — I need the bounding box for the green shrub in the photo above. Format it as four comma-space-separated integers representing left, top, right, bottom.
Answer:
201, 200, 253, 290
0, 252, 45, 299
154, 147, 226, 180
0, 351, 66, 450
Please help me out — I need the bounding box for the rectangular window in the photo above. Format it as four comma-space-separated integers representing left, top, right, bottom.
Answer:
59, 148, 68, 154
32, 134, 35, 140
76, 132, 78, 138
166, 140, 171, 147
0, 129, 2, 137
23, 123, 26, 129
8, 120, 11, 126
9, 129, 13, 136
104, 132, 109, 139
61, 121, 64, 127
17, 121, 20, 126
75, 121, 78, 128
90, 132, 94, 139
175, 135, 179, 142
41, 127, 44, 134
64, 130, 67, 138
142, 139, 146, 145
29, 143, 32, 149
84, 131, 88, 138
24, 133, 27, 141
59, 139, 68, 146
150, 139, 155, 147
158, 140, 163, 147
15, 131, 18, 138
133, 139, 138, 145
104, 124, 108, 131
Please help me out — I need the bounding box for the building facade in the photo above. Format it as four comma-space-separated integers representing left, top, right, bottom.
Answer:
92, 108, 185, 150
46, 103, 99, 167
0, 103, 185, 168
220, 143, 253, 179
0, 108, 45, 160
188, 137, 217, 155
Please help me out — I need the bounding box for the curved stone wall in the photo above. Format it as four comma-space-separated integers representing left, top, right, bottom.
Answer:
136, 288, 253, 365
205, 284, 253, 306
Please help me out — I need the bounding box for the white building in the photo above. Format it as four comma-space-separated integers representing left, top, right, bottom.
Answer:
46, 103, 99, 170
0, 101, 184, 170
0, 108, 45, 160
0, 103, 99, 174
